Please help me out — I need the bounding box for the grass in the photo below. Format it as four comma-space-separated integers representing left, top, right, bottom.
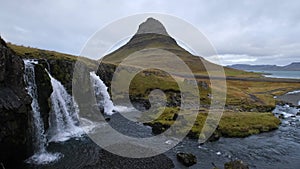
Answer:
8, 43, 97, 69
218, 112, 280, 137
224, 80, 300, 108
143, 107, 281, 138
107, 57, 300, 113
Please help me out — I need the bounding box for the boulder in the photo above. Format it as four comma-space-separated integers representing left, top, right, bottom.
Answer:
149, 122, 170, 135
224, 160, 249, 169
176, 152, 197, 167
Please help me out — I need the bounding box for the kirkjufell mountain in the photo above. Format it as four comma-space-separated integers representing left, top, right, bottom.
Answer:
101, 17, 243, 75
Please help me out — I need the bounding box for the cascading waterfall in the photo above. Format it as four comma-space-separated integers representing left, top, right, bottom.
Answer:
46, 71, 84, 142
23, 60, 101, 165
23, 60, 61, 164
90, 71, 115, 115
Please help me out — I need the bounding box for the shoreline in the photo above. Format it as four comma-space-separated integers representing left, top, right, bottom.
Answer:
277, 90, 300, 107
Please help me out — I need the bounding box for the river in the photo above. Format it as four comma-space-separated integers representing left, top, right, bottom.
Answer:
22, 102, 300, 169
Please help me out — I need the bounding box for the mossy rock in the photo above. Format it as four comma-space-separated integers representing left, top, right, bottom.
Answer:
176, 152, 197, 167
224, 160, 249, 169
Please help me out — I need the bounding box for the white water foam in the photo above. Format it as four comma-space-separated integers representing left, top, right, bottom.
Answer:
286, 90, 300, 95
24, 60, 61, 164
46, 71, 88, 142
114, 105, 135, 113
47, 71, 101, 142
273, 105, 300, 119
25, 152, 63, 165
90, 71, 115, 115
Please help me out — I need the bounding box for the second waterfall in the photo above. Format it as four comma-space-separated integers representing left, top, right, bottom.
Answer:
46, 70, 84, 143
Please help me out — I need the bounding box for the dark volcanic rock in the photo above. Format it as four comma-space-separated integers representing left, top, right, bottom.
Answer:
34, 63, 53, 131
48, 59, 74, 94
96, 62, 116, 88
0, 36, 31, 169
176, 152, 197, 167
145, 122, 170, 135
224, 160, 249, 169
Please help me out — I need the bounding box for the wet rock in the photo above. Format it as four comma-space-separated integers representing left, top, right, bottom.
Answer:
278, 114, 285, 119
187, 131, 199, 139
0, 36, 32, 168
172, 113, 178, 120
97, 62, 116, 88
208, 131, 221, 142
224, 160, 249, 169
34, 63, 53, 131
176, 152, 197, 167
148, 122, 170, 135
48, 59, 75, 94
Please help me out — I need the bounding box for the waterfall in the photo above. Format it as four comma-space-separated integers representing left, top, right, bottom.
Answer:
46, 71, 83, 142
23, 60, 61, 164
24, 60, 45, 153
90, 71, 115, 115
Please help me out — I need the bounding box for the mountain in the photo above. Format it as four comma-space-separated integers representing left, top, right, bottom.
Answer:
101, 18, 254, 77
282, 62, 300, 71
229, 62, 300, 71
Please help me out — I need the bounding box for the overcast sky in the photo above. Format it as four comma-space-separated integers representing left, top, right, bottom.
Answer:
1, 0, 300, 65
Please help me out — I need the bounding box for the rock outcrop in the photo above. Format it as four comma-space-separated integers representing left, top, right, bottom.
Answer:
176, 152, 197, 167
34, 62, 52, 131
136, 17, 169, 36
0, 37, 31, 169
224, 160, 249, 169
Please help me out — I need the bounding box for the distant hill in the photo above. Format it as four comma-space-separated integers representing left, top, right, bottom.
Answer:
228, 62, 300, 71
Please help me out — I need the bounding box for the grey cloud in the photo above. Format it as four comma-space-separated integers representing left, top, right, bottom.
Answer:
0, 0, 299, 65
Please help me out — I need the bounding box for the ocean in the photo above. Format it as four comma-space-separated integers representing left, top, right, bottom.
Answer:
246, 70, 300, 79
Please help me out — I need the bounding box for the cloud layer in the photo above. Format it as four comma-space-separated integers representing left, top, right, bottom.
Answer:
1, 0, 299, 65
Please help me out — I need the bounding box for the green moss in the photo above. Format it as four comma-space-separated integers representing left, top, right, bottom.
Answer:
218, 112, 280, 137
144, 109, 280, 138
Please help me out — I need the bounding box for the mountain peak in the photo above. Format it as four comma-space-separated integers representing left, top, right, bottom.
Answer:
136, 17, 169, 36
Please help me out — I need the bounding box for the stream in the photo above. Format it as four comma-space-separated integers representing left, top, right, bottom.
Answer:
23, 103, 300, 169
